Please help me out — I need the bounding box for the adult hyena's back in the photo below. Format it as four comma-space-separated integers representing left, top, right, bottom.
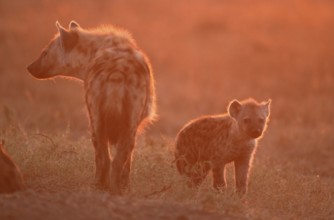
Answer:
85, 47, 154, 144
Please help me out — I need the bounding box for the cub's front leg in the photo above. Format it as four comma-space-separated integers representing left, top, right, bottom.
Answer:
234, 155, 252, 194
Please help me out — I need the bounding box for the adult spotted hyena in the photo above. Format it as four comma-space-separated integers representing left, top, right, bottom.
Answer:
175, 98, 270, 194
27, 21, 156, 194
0, 140, 24, 193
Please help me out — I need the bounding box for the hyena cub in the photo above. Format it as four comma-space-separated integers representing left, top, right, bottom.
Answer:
175, 98, 270, 194
0, 140, 24, 193
27, 21, 156, 194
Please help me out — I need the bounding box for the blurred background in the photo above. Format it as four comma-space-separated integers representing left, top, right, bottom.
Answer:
1, 0, 334, 176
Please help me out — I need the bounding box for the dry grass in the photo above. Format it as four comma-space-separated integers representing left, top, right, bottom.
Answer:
2, 127, 333, 219
1, 0, 334, 219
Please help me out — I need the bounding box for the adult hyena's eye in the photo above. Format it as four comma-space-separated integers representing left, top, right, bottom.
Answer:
41, 51, 48, 58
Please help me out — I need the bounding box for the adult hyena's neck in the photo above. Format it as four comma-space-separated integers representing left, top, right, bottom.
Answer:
72, 32, 136, 81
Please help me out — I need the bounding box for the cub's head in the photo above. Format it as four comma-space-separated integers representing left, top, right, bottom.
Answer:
27, 21, 80, 79
228, 98, 271, 139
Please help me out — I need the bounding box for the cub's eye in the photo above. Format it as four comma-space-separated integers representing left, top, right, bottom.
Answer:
243, 118, 250, 124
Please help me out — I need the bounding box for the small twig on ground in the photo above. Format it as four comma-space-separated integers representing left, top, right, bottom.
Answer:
144, 184, 172, 198
29, 133, 57, 149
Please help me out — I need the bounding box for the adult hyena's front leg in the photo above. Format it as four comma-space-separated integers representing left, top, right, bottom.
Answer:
110, 132, 136, 195
92, 131, 111, 190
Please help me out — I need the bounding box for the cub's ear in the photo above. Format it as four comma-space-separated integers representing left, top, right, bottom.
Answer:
56, 21, 78, 51
262, 99, 271, 117
228, 100, 242, 119
69, 20, 80, 30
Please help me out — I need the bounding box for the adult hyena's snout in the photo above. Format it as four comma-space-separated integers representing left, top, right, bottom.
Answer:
27, 60, 52, 79
27, 61, 43, 79
27, 62, 36, 74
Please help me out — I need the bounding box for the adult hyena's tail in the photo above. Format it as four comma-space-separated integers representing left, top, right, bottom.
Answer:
138, 55, 156, 124
99, 91, 132, 145
102, 111, 127, 145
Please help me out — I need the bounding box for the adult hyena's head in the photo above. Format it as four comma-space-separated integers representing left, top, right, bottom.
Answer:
27, 21, 81, 79
228, 98, 271, 139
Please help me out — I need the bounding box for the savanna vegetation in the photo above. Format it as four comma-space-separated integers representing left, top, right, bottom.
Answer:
0, 0, 333, 219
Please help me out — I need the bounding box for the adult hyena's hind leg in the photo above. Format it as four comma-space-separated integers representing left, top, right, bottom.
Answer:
92, 131, 111, 190
86, 92, 111, 190
110, 131, 136, 195
119, 133, 137, 190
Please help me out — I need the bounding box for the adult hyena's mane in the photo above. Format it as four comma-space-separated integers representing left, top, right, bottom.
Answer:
79, 25, 138, 48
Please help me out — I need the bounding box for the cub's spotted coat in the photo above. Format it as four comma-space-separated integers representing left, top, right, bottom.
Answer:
175, 98, 270, 194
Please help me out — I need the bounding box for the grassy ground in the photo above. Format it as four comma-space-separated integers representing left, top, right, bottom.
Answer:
1, 0, 334, 219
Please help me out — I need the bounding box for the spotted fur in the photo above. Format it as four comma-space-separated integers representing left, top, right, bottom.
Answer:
175, 98, 271, 194
27, 21, 156, 194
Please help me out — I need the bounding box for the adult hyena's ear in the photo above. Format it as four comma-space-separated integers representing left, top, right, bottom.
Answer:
262, 99, 271, 117
56, 21, 79, 52
228, 100, 242, 119
69, 20, 80, 30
